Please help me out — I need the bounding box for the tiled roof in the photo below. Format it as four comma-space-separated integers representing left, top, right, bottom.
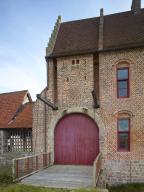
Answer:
52, 17, 99, 56
49, 9, 144, 57
103, 9, 144, 50
0, 90, 33, 129
7, 102, 34, 129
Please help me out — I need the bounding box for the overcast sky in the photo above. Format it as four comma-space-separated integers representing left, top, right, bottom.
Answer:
0, 0, 144, 100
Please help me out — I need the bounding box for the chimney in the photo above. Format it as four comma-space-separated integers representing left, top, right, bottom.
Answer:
131, 0, 141, 13
98, 8, 104, 50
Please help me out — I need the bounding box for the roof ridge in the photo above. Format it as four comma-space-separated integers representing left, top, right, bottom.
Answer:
0, 90, 28, 95
23, 101, 34, 106
61, 8, 144, 24
103, 8, 144, 17
61, 16, 99, 24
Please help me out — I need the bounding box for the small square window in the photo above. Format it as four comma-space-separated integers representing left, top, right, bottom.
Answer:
118, 88, 128, 97
118, 119, 129, 131
72, 60, 75, 65
76, 60, 79, 64
118, 133, 129, 150
118, 69, 128, 80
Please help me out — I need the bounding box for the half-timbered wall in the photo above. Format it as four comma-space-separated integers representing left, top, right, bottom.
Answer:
0, 129, 32, 153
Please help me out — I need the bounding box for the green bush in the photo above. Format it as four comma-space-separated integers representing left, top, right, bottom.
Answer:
0, 166, 13, 184
108, 183, 144, 192
0, 174, 13, 184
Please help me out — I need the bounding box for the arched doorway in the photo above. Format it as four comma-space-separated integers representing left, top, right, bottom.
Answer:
54, 113, 99, 165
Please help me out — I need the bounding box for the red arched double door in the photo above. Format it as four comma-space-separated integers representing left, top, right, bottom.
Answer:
54, 113, 99, 165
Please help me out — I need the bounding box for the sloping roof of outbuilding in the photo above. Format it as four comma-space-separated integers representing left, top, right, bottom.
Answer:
0, 90, 33, 129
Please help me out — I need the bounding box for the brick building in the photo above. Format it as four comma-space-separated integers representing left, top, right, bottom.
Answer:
33, 0, 144, 185
0, 90, 33, 154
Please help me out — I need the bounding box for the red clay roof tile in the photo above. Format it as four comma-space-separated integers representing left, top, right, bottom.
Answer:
7, 102, 34, 129
0, 90, 33, 129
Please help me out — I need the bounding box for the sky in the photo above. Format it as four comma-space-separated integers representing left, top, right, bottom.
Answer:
0, 0, 144, 100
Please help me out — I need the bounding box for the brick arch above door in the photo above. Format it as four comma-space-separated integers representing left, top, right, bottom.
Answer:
47, 107, 106, 163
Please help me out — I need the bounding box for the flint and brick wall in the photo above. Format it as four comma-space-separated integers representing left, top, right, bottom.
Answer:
33, 96, 46, 153
57, 55, 94, 109
99, 48, 144, 185
33, 54, 101, 153
105, 160, 144, 185
33, 48, 144, 185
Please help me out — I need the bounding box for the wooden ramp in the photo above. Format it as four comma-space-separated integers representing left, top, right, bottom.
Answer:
21, 165, 93, 189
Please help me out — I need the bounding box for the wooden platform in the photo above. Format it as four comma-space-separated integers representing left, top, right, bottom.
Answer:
21, 165, 94, 189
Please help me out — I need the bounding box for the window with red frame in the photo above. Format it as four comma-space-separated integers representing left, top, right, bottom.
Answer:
117, 118, 130, 151
117, 68, 129, 98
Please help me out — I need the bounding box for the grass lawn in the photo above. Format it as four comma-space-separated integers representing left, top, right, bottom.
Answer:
1, 183, 144, 192
0, 184, 100, 192
108, 183, 144, 192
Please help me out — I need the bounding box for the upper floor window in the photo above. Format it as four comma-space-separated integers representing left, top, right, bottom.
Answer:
117, 68, 129, 98
72, 60, 75, 65
72, 59, 79, 65
117, 118, 130, 151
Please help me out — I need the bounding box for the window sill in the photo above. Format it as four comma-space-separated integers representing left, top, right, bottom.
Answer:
117, 96, 130, 99
117, 149, 130, 152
